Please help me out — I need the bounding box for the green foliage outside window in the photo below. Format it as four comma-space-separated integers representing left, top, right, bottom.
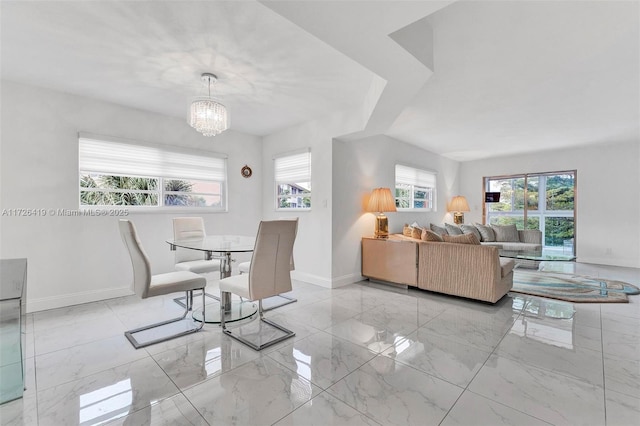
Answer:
80, 174, 158, 206
488, 216, 540, 229
486, 173, 575, 247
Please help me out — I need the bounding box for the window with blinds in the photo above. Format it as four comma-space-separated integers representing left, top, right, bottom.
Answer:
274, 149, 311, 210
79, 134, 227, 209
395, 164, 437, 210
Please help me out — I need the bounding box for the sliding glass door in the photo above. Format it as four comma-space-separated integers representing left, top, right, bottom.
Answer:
484, 171, 576, 253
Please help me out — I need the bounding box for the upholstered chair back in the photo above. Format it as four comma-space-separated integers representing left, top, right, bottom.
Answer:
248, 219, 298, 301
118, 220, 151, 299
173, 217, 207, 263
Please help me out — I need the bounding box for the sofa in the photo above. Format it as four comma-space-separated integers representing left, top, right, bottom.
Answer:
406, 222, 542, 252
361, 234, 515, 303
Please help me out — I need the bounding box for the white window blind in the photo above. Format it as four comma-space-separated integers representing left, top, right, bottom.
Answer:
79, 137, 226, 181
395, 164, 436, 188
274, 150, 311, 184
274, 149, 311, 210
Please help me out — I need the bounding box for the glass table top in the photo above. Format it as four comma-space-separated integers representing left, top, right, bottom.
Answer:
498, 249, 576, 262
166, 235, 255, 253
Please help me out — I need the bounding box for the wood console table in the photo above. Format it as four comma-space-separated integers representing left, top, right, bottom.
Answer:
361, 236, 417, 286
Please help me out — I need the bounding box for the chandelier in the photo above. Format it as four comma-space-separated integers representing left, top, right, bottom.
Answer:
189, 73, 229, 137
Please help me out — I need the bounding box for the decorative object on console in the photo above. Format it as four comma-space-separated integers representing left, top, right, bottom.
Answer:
367, 187, 397, 239
448, 195, 470, 224
189, 73, 229, 137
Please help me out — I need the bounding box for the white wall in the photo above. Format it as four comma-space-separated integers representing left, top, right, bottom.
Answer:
331, 135, 460, 283
261, 116, 344, 287
459, 141, 640, 268
0, 81, 263, 312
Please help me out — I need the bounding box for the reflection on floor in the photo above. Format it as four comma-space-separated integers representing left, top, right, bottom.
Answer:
2, 262, 639, 425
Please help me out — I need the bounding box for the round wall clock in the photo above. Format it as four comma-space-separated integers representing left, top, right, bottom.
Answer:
241, 165, 252, 178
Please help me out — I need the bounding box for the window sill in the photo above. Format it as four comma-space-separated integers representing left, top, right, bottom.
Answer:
79, 206, 228, 214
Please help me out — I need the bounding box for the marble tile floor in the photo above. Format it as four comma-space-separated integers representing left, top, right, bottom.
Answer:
1, 262, 639, 426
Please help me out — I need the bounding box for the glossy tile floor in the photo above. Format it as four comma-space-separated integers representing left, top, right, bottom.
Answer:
2, 262, 639, 425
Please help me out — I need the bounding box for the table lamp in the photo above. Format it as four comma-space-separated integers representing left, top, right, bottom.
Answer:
449, 195, 470, 225
367, 187, 397, 238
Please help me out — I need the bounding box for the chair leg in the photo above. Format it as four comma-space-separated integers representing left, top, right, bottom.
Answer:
220, 290, 228, 330
221, 297, 295, 351
124, 289, 205, 349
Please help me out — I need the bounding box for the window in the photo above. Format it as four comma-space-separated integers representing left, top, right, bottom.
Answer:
395, 164, 437, 210
79, 134, 227, 210
274, 149, 311, 210
485, 171, 576, 249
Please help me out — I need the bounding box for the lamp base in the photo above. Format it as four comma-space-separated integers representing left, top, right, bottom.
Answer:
453, 212, 464, 225
374, 213, 389, 239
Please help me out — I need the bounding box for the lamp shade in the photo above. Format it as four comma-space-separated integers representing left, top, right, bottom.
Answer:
367, 188, 397, 213
449, 196, 470, 212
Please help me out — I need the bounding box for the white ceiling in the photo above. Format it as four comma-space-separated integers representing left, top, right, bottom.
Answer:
2, 1, 638, 161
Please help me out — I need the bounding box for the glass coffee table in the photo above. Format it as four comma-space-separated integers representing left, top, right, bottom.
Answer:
499, 249, 576, 269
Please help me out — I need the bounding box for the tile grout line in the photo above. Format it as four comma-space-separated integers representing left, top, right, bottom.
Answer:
437, 295, 553, 425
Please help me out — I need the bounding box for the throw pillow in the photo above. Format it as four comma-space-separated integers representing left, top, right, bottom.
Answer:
411, 226, 423, 239
430, 223, 448, 236
475, 223, 496, 242
411, 226, 422, 240
460, 224, 482, 242
445, 223, 463, 235
443, 233, 481, 245
421, 229, 444, 242
492, 224, 520, 242
402, 224, 412, 237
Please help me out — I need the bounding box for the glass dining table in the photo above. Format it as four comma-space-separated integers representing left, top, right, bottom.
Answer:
166, 235, 257, 324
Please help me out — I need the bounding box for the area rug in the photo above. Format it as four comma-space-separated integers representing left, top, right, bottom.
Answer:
511, 270, 640, 303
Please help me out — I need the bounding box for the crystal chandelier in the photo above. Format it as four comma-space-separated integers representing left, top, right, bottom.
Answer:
189, 73, 229, 137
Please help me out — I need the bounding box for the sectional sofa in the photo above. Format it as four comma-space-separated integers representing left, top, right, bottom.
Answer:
421, 222, 543, 252
361, 234, 515, 303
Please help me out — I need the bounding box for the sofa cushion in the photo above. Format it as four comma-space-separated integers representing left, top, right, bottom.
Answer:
430, 223, 448, 236
445, 223, 463, 235
443, 233, 481, 245
411, 226, 423, 239
499, 257, 515, 278
492, 224, 520, 242
460, 224, 482, 242
475, 223, 496, 242
499, 242, 543, 251
422, 229, 444, 242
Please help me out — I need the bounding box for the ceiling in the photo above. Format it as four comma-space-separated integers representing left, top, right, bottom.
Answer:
2, 1, 638, 161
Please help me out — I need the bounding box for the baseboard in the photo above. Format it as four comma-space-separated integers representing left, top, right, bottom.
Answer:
292, 271, 366, 289
331, 273, 365, 288
27, 286, 134, 313
577, 257, 640, 269
291, 271, 332, 288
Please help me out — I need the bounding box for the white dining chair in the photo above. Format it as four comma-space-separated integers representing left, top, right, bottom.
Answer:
219, 219, 298, 350
237, 246, 297, 311
173, 217, 221, 274
119, 219, 207, 349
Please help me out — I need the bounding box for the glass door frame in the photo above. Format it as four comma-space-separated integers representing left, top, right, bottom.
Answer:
482, 169, 577, 254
